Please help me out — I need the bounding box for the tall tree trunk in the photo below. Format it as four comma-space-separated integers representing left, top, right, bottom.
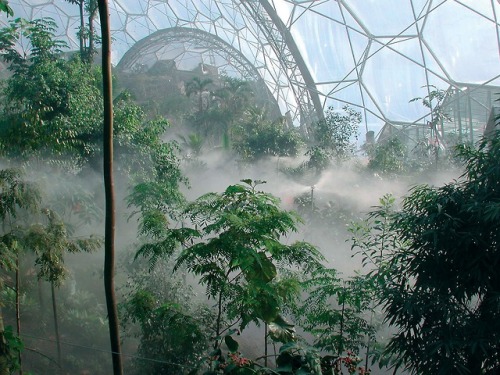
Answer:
78, 0, 85, 58
88, 14, 94, 62
337, 289, 346, 357
15, 256, 22, 375
50, 283, 61, 368
264, 323, 268, 367
97, 1, 123, 374
88, 0, 98, 63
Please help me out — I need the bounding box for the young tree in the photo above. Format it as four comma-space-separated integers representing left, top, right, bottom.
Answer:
0, 15, 186, 375
186, 77, 213, 113
354, 132, 500, 374
309, 105, 361, 163
136, 180, 324, 346
232, 111, 303, 162
26, 209, 101, 367
0, 169, 40, 375
120, 258, 213, 374
0, 18, 103, 167
296, 268, 376, 362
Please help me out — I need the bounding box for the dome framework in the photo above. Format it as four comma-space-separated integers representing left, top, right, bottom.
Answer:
5, 0, 500, 143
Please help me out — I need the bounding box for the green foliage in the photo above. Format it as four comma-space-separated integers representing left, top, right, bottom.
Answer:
113, 91, 186, 184
0, 19, 185, 190
0, 18, 103, 166
172, 179, 323, 334
275, 341, 323, 375
123, 293, 210, 374
232, 113, 303, 161
310, 106, 361, 162
0, 168, 40, 271
186, 77, 213, 113
0, 0, 13, 17
365, 136, 407, 176
0, 169, 40, 222
0, 325, 23, 374
179, 133, 205, 158
287, 105, 361, 178
296, 268, 376, 357
120, 257, 213, 374
353, 132, 500, 374
136, 179, 324, 344
0, 169, 40, 375
409, 86, 451, 128
349, 194, 401, 270
25, 209, 101, 286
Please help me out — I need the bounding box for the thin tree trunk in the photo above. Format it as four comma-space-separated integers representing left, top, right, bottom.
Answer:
50, 283, 61, 368
88, 1, 98, 63
78, 0, 84, 58
97, 1, 123, 374
215, 288, 224, 341
88, 14, 94, 62
15, 256, 22, 375
264, 323, 268, 367
338, 289, 346, 357
37, 279, 44, 315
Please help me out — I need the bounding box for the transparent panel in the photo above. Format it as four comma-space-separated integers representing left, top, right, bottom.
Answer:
292, 17, 356, 82
344, 0, 417, 36
424, 1, 499, 83
363, 45, 428, 121
3, 0, 499, 129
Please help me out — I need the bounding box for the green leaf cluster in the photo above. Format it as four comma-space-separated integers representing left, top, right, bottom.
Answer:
354, 131, 500, 374
296, 268, 376, 356
26, 209, 101, 285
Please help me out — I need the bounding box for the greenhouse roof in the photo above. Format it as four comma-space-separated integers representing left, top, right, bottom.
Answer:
5, 0, 500, 136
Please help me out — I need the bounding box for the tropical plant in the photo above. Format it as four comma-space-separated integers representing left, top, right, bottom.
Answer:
25, 209, 101, 366
0, 17, 103, 167
64, 0, 99, 61
365, 136, 407, 176
0, 0, 13, 17
296, 268, 376, 362
135, 180, 324, 347
120, 257, 213, 374
186, 77, 213, 113
352, 131, 500, 374
232, 112, 303, 161
0, 169, 40, 375
0, 15, 185, 375
310, 105, 361, 163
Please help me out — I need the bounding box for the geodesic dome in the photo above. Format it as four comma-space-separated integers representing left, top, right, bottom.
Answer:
5, 0, 500, 143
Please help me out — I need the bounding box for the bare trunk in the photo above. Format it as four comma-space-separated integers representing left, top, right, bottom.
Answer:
264, 323, 268, 367
78, 0, 85, 58
88, 14, 94, 62
215, 288, 224, 341
51, 283, 61, 368
338, 290, 346, 357
15, 257, 22, 375
97, 1, 123, 374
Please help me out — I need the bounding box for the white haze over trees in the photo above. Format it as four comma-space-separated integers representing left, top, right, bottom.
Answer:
2, 12, 490, 375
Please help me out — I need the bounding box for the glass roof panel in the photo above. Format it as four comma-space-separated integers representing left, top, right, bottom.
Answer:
424, 1, 500, 84
344, 0, 417, 36
291, 16, 356, 82
363, 42, 429, 122
3, 0, 500, 131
